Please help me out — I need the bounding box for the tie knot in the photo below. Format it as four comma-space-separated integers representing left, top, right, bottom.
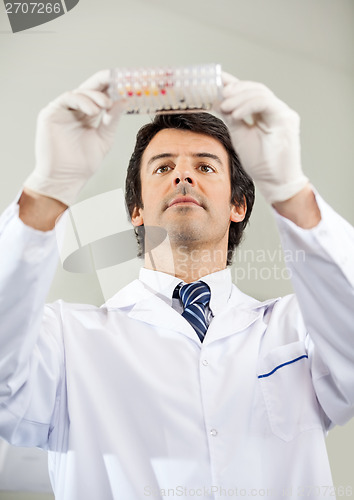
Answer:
178, 281, 211, 309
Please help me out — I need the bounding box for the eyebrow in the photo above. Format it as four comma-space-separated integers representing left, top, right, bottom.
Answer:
147, 153, 174, 166
147, 152, 223, 167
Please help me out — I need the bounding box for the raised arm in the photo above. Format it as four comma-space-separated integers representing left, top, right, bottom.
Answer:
0, 70, 124, 446
217, 72, 354, 425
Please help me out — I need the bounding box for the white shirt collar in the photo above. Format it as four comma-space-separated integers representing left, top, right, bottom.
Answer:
138, 267, 233, 316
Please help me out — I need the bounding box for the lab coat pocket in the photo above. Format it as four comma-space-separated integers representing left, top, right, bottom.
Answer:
258, 341, 322, 442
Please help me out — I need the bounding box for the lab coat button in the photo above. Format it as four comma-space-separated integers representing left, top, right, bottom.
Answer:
202, 359, 209, 366
210, 429, 218, 436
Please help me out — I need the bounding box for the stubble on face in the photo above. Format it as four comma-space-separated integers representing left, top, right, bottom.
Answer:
158, 183, 210, 248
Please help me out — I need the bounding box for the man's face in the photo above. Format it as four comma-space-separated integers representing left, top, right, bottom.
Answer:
131, 128, 245, 252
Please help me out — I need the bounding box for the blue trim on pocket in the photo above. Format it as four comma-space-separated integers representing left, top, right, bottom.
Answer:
258, 355, 308, 379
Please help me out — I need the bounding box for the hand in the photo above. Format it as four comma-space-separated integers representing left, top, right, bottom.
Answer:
216, 72, 308, 204
24, 70, 126, 206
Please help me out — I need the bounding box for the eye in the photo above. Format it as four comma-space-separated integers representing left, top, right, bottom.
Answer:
154, 165, 172, 174
198, 164, 215, 173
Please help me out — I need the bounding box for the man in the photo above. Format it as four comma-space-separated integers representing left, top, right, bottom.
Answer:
0, 70, 353, 500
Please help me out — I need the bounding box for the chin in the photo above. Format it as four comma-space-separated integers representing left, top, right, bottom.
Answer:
167, 224, 204, 245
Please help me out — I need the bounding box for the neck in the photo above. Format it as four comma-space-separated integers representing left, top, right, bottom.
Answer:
144, 238, 228, 283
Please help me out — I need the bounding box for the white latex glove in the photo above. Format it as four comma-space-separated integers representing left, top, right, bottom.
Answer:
216, 72, 309, 204
24, 70, 126, 206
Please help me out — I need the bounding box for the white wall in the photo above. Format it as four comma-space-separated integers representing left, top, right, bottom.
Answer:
0, 0, 353, 496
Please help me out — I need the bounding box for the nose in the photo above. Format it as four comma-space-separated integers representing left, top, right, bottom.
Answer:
172, 163, 195, 187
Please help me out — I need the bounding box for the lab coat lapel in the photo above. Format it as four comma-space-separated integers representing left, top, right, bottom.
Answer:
123, 285, 277, 344
204, 305, 261, 344
105, 278, 278, 344
105, 280, 200, 342
203, 289, 278, 344
127, 292, 200, 342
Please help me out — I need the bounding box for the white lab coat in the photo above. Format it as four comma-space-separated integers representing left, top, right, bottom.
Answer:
0, 192, 353, 500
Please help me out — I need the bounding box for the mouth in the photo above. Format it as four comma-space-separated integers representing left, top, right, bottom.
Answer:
167, 196, 202, 209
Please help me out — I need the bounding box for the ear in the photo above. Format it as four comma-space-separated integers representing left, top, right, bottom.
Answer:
230, 197, 247, 223
131, 206, 144, 226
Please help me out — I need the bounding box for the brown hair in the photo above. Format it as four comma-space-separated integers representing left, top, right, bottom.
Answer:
125, 112, 255, 265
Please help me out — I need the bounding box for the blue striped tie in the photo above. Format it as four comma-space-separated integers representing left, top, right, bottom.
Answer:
175, 281, 211, 342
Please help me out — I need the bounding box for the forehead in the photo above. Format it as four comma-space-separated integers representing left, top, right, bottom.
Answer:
141, 128, 229, 164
